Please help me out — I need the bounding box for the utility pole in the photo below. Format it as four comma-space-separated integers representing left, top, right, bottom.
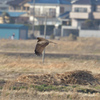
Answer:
32, 0, 35, 36
42, 13, 47, 63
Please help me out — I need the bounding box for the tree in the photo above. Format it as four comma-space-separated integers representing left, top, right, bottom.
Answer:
85, 19, 93, 28
2, 12, 11, 24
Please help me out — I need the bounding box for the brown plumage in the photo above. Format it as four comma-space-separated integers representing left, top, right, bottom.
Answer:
35, 37, 56, 56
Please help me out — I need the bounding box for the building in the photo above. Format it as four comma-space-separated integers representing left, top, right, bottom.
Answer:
93, 0, 100, 20
7, 12, 29, 24
7, 0, 31, 24
0, 3, 9, 12
29, 0, 71, 25
7, 0, 30, 12
0, 11, 29, 24
61, 0, 100, 37
0, 24, 28, 39
7, 0, 72, 26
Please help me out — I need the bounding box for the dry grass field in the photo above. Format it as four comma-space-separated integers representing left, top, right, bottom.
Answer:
0, 37, 100, 100
0, 37, 100, 54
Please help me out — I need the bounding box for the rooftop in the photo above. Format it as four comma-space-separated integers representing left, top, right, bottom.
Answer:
0, 24, 26, 28
95, 0, 100, 5
72, 0, 100, 5
7, 12, 27, 17
59, 11, 70, 19
28, 0, 71, 5
0, 11, 27, 17
7, 0, 30, 6
73, 0, 92, 5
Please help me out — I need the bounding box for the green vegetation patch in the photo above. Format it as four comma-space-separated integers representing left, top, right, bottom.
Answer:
31, 84, 67, 92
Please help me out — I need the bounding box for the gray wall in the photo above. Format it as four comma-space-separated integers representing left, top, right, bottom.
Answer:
79, 30, 100, 37
61, 29, 79, 36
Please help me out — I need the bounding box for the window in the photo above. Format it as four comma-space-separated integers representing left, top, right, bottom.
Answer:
97, 8, 100, 12
60, 7, 64, 13
93, 6, 96, 12
16, 6, 21, 10
74, 7, 87, 12
27, 7, 29, 10
23, 7, 26, 10
43, 8, 49, 15
49, 8, 56, 17
30, 8, 35, 15
0, 7, 7, 10
43, 8, 56, 17
35, 8, 40, 16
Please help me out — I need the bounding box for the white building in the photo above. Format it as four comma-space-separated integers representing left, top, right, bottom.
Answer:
61, 0, 100, 37
28, 0, 71, 26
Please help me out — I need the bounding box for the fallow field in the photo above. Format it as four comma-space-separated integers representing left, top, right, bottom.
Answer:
0, 37, 100, 100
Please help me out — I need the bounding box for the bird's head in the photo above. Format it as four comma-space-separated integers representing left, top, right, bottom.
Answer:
37, 37, 39, 39
37, 37, 46, 42
36, 37, 39, 42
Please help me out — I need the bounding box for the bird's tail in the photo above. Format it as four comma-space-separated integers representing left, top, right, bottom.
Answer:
49, 41, 57, 44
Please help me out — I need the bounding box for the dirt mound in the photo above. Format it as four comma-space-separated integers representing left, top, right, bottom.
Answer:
17, 70, 100, 85
17, 74, 57, 85
56, 70, 97, 85
94, 74, 100, 83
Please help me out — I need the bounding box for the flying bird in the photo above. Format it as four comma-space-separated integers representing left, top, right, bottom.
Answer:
35, 37, 56, 56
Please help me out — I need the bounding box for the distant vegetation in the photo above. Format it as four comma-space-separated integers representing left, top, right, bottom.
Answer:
82, 19, 100, 29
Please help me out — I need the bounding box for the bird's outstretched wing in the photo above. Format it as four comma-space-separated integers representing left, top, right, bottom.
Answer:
35, 41, 49, 56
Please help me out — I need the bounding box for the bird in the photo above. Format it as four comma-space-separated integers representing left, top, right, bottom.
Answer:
35, 37, 56, 56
